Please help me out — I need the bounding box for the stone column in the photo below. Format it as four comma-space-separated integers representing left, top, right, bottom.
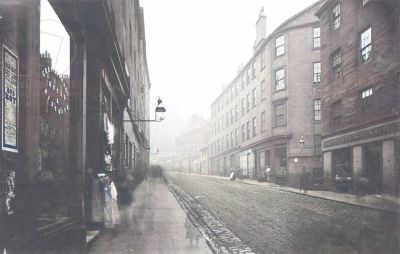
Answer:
323, 152, 332, 190
382, 140, 395, 195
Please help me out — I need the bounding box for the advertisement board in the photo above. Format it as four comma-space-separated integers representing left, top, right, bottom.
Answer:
2, 46, 19, 152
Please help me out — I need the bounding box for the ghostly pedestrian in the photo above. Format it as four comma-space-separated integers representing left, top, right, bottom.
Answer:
299, 167, 310, 194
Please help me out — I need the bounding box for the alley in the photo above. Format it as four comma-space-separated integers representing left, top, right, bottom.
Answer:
88, 177, 211, 254
166, 173, 400, 254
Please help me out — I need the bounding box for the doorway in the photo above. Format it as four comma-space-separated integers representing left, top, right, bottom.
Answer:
363, 142, 383, 194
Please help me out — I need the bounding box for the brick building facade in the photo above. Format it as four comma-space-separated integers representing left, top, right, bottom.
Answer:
317, 0, 400, 195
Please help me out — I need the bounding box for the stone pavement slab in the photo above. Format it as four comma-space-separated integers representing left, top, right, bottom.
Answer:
88, 178, 212, 254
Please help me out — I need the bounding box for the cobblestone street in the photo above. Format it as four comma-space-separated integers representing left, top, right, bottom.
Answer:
166, 173, 400, 254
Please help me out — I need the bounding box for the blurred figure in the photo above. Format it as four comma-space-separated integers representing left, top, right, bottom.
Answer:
299, 167, 310, 194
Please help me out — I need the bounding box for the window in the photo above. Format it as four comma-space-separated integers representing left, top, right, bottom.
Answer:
275, 35, 284, 56
246, 68, 250, 84
241, 74, 245, 89
313, 27, 321, 48
332, 50, 341, 79
274, 101, 287, 127
252, 88, 257, 108
230, 109, 234, 124
252, 117, 257, 137
361, 87, 374, 106
235, 129, 239, 145
261, 111, 266, 132
246, 93, 250, 112
242, 124, 246, 142
241, 98, 245, 115
260, 49, 266, 69
246, 121, 250, 140
314, 135, 322, 152
226, 112, 229, 126
221, 116, 224, 130
275, 68, 285, 91
313, 62, 321, 84
361, 87, 373, 99
360, 27, 372, 63
260, 80, 266, 100
235, 105, 238, 121
230, 131, 233, 148
314, 99, 321, 122
251, 62, 256, 79
332, 4, 341, 30
226, 134, 229, 149
362, 0, 370, 6
235, 82, 238, 96
331, 100, 342, 128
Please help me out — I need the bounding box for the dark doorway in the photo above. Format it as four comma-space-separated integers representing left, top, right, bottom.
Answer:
332, 147, 352, 192
363, 142, 383, 194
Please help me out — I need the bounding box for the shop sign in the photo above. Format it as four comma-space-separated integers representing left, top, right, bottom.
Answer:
2, 46, 19, 152
323, 121, 399, 149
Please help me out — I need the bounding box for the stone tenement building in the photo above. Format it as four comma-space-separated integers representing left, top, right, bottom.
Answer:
317, 0, 400, 195
208, 0, 325, 188
175, 115, 210, 175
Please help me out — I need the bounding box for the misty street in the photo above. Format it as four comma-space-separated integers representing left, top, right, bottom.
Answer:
166, 173, 400, 254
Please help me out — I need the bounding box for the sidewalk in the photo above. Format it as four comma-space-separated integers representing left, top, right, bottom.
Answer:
200, 174, 400, 214
88, 177, 212, 254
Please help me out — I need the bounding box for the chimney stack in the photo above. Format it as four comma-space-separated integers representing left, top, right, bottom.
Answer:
254, 7, 266, 52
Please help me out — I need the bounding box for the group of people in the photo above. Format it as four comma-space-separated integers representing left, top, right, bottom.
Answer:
87, 168, 136, 229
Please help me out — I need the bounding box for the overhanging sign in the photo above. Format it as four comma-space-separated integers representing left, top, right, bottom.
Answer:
2, 45, 18, 152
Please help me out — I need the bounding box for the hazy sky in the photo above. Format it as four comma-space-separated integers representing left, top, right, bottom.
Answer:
40, 0, 320, 152
40, 0, 70, 75
142, 0, 318, 151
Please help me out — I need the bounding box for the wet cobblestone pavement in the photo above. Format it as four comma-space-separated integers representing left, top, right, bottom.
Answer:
166, 173, 400, 254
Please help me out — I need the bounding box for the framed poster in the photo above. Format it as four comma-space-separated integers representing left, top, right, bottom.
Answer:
2, 45, 19, 152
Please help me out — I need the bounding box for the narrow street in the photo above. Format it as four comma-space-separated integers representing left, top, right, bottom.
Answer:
88, 177, 212, 254
166, 173, 400, 254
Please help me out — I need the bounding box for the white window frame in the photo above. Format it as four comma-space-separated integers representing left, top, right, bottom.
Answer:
275, 35, 285, 56
275, 68, 285, 91
360, 27, 372, 63
332, 4, 341, 30
313, 62, 321, 84
313, 27, 321, 48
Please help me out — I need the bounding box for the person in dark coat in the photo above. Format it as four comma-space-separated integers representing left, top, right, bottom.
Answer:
299, 167, 310, 194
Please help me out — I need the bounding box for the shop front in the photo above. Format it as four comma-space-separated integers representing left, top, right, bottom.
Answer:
323, 120, 399, 195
